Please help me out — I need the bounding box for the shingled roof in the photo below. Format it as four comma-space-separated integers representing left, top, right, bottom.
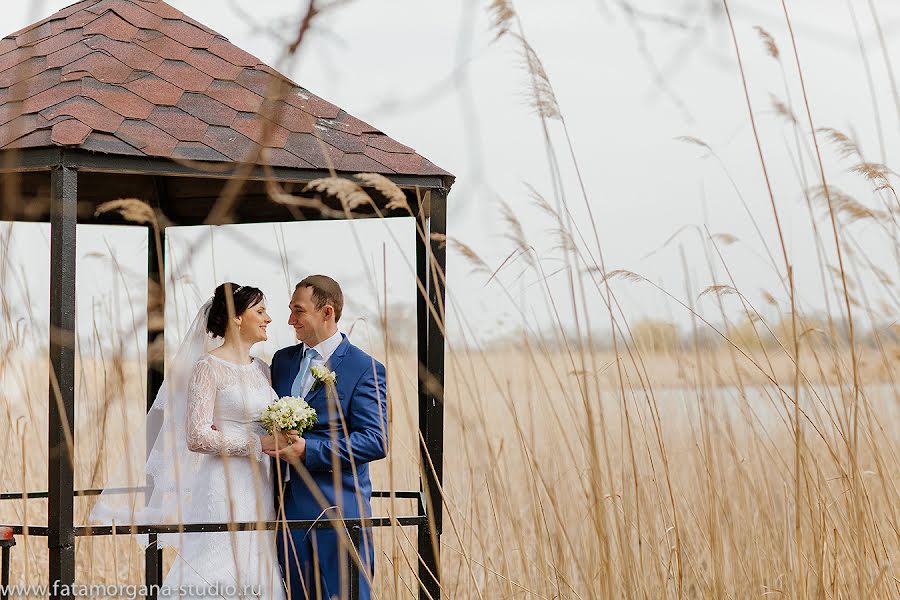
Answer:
0, 0, 450, 178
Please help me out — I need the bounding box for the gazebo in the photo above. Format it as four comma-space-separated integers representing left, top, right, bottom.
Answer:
0, 1, 451, 598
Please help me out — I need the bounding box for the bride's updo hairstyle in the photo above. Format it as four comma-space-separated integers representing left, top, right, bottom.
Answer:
206, 282, 265, 338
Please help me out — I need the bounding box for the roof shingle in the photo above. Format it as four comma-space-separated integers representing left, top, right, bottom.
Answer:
231, 112, 289, 147
158, 19, 214, 49
122, 73, 182, 105
202, 125, 259, 162
154, 59, 212, 92
0, 56, 48, 87
114, 117, 177, 155
41, 96, 125, 132
63, 10, 102, 31
0, 0, 451, 178
82, 77, 154, 119
85, 35, 165, 71
61, 52, 132, 84
5, 128, 52, 148
22, 80, 82, 113
9, 68, 62, 102
137, 0, 186, 21
283, 131, 343, 169
81, 130, 143, 154
135, 32, 190, 61
176, 92, 236, 126
146, 105, 207, 141
170, 140, 228, 162
207, 80, 263, 113
185, 50, 243, 81
0, 102, 25, 127
82, 10, 139, 42
51, 118, 92, 144
98, 1, 164, 29
47, 41, 92, 68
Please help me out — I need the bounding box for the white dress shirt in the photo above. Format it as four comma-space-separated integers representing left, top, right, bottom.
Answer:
296, 329, 343, 397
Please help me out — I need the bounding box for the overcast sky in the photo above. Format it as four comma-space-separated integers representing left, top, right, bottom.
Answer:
2, 0, 899, 357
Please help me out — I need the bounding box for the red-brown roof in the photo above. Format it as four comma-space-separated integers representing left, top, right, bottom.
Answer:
0, 0, 451, 177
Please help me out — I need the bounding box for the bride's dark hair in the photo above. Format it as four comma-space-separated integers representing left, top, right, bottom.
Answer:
206, 282, 265, 337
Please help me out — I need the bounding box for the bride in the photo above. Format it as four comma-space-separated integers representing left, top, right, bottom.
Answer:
90, 283, 288, 599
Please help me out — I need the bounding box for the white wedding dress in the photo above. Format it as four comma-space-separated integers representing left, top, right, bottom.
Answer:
161, 354, 286, 599
89, 301, 287, 599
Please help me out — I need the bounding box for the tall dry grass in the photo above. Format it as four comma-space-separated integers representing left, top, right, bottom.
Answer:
1, 341, 898, 597
1, 1, 899, 599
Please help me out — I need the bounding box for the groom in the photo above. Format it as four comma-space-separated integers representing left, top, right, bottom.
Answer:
265, 275, 388, 600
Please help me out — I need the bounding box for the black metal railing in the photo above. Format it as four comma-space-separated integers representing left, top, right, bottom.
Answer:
0, 533, 14, 600
1, 488, 426, 600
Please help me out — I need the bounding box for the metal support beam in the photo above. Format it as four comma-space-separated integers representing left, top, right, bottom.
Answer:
48, 165, 77, 599
1, 537, 15, 599
0, 148, 449, 191
144, 205, 165, 597
349, 525, 361, 600
416, 188, 447, 599
415, 207, 431, 597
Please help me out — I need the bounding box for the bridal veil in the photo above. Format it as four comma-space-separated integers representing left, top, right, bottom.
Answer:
88, 299, 221, 548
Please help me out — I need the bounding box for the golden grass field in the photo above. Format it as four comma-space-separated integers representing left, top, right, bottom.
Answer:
1, 338, 897, 598
1, 1, 899, 598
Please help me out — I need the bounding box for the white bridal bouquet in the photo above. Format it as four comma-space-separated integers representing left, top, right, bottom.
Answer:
260, 396, 318, 435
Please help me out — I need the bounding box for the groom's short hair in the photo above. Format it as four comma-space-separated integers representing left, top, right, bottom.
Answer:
296, 275, 344, 323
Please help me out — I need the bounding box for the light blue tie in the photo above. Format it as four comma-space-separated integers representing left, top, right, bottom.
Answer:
290, 347, 318, 397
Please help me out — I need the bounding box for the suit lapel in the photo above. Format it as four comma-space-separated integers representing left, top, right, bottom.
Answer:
305, 334, 350, 404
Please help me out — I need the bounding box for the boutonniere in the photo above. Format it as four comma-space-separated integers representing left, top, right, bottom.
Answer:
309, 365, 337, 393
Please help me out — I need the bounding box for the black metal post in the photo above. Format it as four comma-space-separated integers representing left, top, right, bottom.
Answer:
416, 189, 447, 600
48, 165, 77, 599
414, 203, 431, 597
144, 211, 165, 597
1, 537, 15, 599
348, 525, 361, 600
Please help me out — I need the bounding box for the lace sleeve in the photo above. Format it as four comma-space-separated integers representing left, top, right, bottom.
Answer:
186, 359, 264, 461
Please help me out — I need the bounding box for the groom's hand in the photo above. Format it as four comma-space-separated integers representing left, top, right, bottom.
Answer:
263, 433, 306, 467
260, 430, 296, 452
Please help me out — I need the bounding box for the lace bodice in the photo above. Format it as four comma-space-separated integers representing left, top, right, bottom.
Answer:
186, 354, 276, 462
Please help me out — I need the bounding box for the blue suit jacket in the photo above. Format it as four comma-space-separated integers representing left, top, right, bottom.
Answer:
271, 334, 388, 521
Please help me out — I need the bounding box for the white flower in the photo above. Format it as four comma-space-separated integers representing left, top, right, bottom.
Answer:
309, 365, 337, 391
260, 396, 317, 434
